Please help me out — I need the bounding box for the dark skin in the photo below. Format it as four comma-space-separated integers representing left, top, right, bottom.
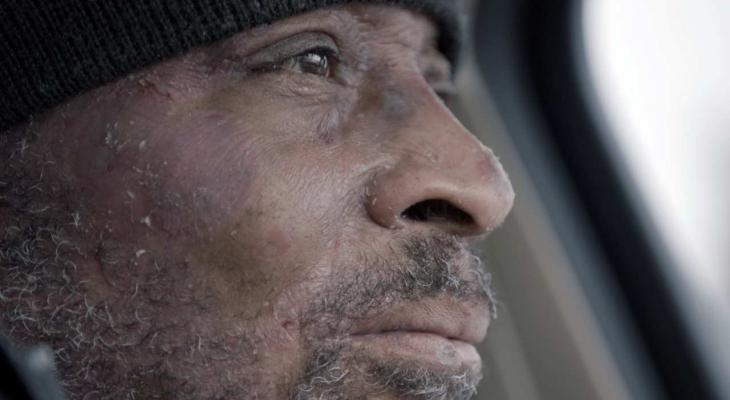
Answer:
0, 4, 514, 399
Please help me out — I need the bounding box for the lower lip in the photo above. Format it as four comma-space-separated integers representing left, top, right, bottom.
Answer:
349, 331, 481, 369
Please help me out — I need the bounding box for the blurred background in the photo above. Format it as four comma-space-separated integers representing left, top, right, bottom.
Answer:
454, 1, 730, 399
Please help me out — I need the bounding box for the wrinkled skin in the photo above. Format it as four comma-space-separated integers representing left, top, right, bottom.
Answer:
0, 5, 514, 399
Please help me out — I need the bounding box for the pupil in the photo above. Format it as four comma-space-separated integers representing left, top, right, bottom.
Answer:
302, 52, 328, 76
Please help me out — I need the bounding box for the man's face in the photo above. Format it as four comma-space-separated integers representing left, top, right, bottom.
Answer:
0, 4, 513, 399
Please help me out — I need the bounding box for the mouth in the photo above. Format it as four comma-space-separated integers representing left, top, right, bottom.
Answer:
347, 297, 490, 368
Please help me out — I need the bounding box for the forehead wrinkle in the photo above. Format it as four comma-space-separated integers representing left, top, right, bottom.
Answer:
344, 5, 448, 82
349, 5, 440, 57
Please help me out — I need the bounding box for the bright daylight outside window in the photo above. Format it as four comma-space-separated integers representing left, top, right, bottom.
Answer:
582, 0, 730, 393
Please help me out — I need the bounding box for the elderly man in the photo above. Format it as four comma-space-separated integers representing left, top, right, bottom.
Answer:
0, 1, 514, 399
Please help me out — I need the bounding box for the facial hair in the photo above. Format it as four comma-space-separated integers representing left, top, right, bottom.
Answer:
1, 173, 494, 400
290, 234, 494, 399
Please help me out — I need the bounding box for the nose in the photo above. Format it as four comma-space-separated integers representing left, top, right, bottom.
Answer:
365, 86, 514, 237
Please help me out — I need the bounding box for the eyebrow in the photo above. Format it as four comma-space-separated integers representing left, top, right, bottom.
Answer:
203, 7, 452, 77
207, 10, 358, 59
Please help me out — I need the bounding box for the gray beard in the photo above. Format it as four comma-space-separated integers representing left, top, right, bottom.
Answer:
1, 206, 492, 400
291, 345, 480, 400
1, 215, 263, 399
289, 234, 491, 400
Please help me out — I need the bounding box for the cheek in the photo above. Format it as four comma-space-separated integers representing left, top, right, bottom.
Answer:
62, 75, 369, 306
141, 93, 354, 239
144, 114, 263, 238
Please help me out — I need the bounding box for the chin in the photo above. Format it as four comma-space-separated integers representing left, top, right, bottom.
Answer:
289, 340, 482, 400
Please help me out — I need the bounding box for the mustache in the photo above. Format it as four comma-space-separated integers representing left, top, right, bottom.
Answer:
301, 233, 497, 332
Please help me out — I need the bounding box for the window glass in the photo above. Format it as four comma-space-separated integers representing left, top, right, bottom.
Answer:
582, 0, 730, 389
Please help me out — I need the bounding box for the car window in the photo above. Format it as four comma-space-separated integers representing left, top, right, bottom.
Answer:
583, 0, 730, 394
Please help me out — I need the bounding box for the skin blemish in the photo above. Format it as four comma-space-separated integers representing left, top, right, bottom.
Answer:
264, 227, 292, 255
137, 75, 174, 101
380, 88, 413, 121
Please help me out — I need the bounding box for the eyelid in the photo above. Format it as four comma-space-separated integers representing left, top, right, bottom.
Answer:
244, 32, 339, 70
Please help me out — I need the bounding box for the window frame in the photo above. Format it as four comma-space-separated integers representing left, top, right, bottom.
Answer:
472, 0, 722, 398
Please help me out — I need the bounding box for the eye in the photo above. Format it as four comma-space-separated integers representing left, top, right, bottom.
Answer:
424, 59, 456, 106
431, 82, 457, 106
436, 90, 453, 104
282, 47, 337, 78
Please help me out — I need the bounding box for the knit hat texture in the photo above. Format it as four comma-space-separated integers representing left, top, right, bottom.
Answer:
0, 0, 462, 132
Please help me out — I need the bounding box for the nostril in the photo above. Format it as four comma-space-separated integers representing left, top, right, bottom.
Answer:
401, 199, 475, 226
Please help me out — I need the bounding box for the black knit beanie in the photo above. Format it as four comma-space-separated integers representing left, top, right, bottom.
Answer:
0, 0, 462, 132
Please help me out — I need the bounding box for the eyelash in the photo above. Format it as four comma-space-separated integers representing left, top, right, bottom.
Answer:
259, 47, 339, 79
